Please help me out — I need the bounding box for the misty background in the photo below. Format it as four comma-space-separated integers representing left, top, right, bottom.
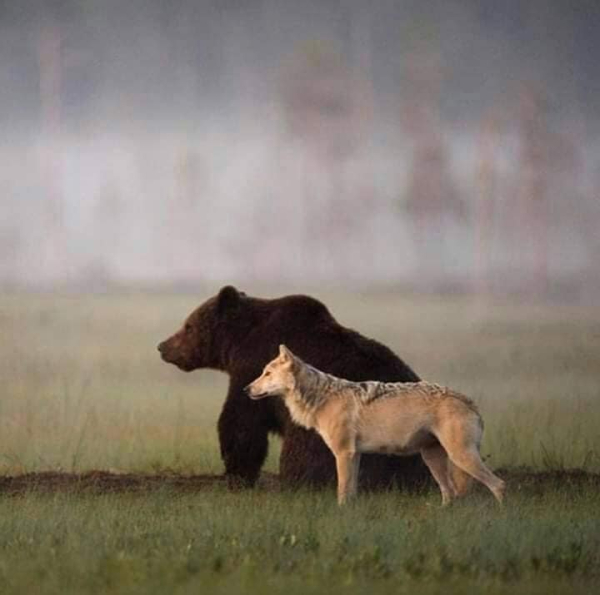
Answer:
1, 0, 599, 297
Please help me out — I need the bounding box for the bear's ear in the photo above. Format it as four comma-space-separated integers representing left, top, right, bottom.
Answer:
217, 285, 241, 314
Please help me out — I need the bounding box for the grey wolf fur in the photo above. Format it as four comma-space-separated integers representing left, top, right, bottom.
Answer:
246, 345, 506, 506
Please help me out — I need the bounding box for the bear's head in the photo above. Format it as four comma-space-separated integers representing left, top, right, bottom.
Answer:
158, 285, 247, 372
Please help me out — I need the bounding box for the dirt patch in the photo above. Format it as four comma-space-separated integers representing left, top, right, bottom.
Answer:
0, 470, 280, 496
0, 468, 598, 496
495, 467, 600, 494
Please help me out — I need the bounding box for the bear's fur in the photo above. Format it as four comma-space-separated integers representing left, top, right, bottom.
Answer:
158, 286, 430, 490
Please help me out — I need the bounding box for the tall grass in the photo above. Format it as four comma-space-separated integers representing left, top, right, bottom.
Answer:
0, 290, 598, 474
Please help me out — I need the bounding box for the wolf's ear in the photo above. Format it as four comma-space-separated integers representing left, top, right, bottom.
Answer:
217, 285, 241, 314
279, 344, 292, 360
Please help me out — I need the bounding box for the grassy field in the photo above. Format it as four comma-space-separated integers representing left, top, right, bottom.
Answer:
1, 485, 599, 595
1, 289, 599, 594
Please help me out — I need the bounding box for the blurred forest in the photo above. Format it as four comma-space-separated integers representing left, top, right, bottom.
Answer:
1, 0, 599, 297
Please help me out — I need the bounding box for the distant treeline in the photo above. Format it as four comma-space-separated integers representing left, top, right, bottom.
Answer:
1, 0, 599, 132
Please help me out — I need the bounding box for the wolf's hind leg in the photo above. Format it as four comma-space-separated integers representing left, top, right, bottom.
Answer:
436, 416, 505, 504
448, 461, 473, 497
444, 446, 505, 504
421, 445, 455, 506
335, 451, 359, 506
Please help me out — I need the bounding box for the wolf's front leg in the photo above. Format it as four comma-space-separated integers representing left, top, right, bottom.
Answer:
350, 453, 361, 496
335, 451, 359, 505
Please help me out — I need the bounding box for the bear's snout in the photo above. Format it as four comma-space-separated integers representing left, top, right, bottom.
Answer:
157, 339, 175, 362
157, 337, 196, 371
158, 340, 175, 359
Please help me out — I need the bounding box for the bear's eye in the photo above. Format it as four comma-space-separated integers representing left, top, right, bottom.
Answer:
184, 324, 192, 334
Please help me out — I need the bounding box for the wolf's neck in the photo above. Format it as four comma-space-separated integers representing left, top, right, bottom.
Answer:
283, 387, 323, 430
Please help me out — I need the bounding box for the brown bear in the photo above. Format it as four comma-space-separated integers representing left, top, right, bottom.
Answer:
158, 286, 430, 490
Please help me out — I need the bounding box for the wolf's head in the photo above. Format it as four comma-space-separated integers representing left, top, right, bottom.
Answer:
245, 345, 300, 400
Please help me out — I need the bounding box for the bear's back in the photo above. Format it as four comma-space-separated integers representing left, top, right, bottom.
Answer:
241, 293, 419, 384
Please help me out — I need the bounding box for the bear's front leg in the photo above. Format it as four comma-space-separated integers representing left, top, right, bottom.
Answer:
217, 388, 270, 489
279, 424, 337, 488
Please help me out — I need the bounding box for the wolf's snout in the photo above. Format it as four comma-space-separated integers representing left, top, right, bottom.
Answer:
245, 384, 266, 399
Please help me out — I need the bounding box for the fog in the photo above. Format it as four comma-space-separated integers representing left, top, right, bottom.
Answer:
1, 0, 599, 297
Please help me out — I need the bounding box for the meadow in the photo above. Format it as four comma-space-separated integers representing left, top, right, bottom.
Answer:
0, 289, 599, 594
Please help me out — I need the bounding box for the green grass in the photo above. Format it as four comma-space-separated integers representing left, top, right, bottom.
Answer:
0, 487, 598, 594
1, 289, 599, 594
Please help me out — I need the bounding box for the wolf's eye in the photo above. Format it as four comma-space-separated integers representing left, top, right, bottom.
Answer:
265, 371, 271, 377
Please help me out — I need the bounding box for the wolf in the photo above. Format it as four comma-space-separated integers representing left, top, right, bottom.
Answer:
246, 345, 505, 506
